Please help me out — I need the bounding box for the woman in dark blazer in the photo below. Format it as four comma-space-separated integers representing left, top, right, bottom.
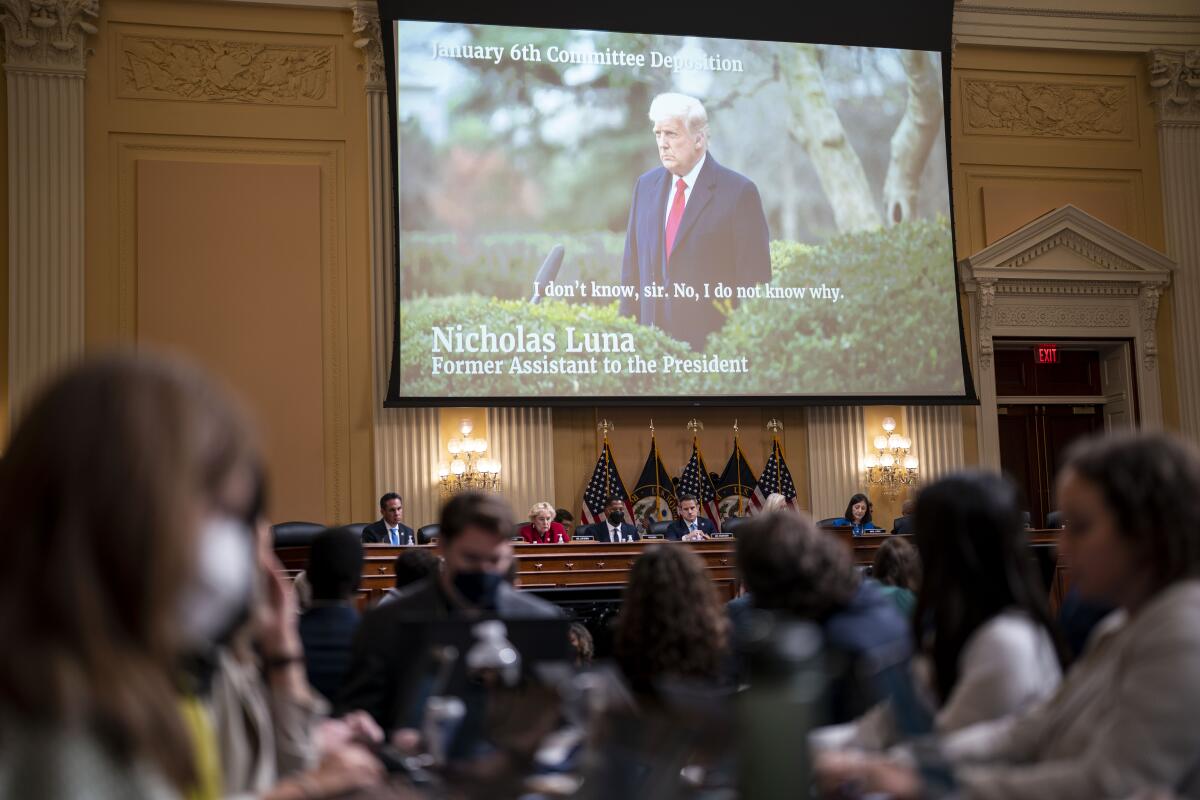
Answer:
519, 500, 570, 544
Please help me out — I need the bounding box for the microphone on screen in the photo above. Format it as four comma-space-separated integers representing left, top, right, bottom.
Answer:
529, 244, 565, 304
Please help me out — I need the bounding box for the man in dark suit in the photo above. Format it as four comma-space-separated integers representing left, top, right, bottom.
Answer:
891, 499, 916, 535
584, 495, 639, 543
337, 492, 562, 731
361, 492, 415, 545
666, 494, 717, 541
619, 92, 771, 350
298, 526, 363, 701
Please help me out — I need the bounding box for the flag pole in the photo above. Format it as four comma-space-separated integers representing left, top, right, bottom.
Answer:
733, 419, 743, 516
598, 419, 614, 504
650, 419, 659, 519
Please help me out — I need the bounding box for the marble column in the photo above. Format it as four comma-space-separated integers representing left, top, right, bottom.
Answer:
2, 0, 98, 421
1149, 49, 1200, 441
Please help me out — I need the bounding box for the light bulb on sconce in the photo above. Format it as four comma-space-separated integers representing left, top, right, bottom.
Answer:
460, 419, 474, 437
903, 455, 919, 470
873, 434, 889, 451
451, 458, 466, 476
881, 417, 897, 433
863, 418, 919, 499
447, 438, 461, 455
437, 419, 501, 497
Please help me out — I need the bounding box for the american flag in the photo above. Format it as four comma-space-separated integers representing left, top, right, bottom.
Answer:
717, 437, 760, 516
678, 440, 721, 524
752, 438, 797, 510
580, 441, 634, 525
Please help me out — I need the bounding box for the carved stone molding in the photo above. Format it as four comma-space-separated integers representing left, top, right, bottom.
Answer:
995, 281, 1139, 298
1148, 49, 1200, 125
351, 0, 385, 93
961, 78, 1129, 139
1139, 283, 1162, 372
995, 229, 1140, 273
117, 33, 334, 106
977, 280, 996, 370
994, 305, 1131, 330
0, 0, 99, 74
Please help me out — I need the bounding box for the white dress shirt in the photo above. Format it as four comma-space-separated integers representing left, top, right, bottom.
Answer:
609, 524, 623, 542
663, 152, 707, 229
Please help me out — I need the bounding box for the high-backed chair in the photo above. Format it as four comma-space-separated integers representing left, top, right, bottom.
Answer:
341, 522, 370, 541
721, 516, 750, 536
1046, 510, 1063, 529
648, 521, 672, 538
816, 517, 842, 528
417, 524, 440, 544
271, 521, 325, 548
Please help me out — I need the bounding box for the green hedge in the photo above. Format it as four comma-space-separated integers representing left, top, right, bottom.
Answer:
712, 217, 963, 394
398, 296, 695, 397
398, 218, 964, 396
400, 231, 624, 301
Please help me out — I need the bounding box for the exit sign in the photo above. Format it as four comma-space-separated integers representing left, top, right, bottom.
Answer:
1036, 344, 1059, 364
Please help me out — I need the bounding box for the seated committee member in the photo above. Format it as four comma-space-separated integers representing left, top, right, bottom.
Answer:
337, 492, 562, 731
520, 501, 570, 544
361, 492, 414, 545
584, 495, 640, 543
817, 432, 1200, 799
619, 92, 771, 350
666, 494, 717, 541
891, 498, 916, 535
831, 493, 883, 536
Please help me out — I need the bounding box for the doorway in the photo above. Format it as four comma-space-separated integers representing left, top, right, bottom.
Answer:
994, 340, 1136, 528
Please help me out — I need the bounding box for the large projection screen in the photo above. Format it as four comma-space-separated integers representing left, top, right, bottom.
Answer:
380, 1, 975, 406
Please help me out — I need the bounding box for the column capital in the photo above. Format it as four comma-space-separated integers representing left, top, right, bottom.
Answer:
350, 0, 385, 93
1148, 49, 1200, 126
1, 0, 99, 75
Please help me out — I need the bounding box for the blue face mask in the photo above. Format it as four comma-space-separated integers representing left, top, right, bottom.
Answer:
452, 571, 504, 609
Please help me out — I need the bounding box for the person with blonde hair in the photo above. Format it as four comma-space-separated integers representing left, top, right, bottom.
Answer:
762, 492, 790, 514
519, 500, 570, 543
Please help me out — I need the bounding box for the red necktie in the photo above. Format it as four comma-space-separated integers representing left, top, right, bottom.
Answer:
665, 177, 687, 260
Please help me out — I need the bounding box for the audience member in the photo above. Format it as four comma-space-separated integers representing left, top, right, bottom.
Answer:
614, 545, 729, 698
360, 492, 414, 545
298, 527, 363, 702
377, 548, 441, 607
666, 494, 716, 540
830, 493, 883, 536
761, 492, 789, 514
520, 500, 570, 543
338, 491, 562, 730
818, 432, 1200, 798
870, 536, 921, 616
735, 511, 910, 723
817, 472, 1064, 752
891, 498, 916, 535
0, 355, 382, 800
568, 623, 596, 668
584, 495, 639, 542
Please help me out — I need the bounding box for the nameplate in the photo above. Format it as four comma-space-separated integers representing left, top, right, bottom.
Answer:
711, 532, 733, 538
511, 535, 527, 542
573, 535, 595, 542
642, 533, 665, 540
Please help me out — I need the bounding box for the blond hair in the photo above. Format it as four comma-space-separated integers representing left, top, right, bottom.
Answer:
529, 500, 555, 521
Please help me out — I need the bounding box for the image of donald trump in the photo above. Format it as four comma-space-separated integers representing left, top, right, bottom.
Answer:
619, 93, 771, 350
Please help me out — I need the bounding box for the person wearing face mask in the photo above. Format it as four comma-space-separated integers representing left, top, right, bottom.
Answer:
584, 495, 640, 543
519, 501, 570, 544
0, 353, 384, 800
337, 491, 563, 732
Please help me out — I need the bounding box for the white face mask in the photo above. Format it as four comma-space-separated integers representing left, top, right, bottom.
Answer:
177, 515, 256, 650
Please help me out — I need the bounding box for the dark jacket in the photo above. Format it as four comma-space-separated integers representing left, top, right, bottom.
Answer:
585, 521, 640, 543
298, 603, 360, 702
891, 515, 914, 535
619, 153, 771, 349
665, 516, 717, 540
335, 577, 562, 730
361, 519, 415, 545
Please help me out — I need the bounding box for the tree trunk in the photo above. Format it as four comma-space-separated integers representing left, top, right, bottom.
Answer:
882, 51, 942, 226
788, 45, 881, 233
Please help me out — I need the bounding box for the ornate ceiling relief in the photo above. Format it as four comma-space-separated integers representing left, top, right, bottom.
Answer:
962, 78, 1129, 138
1148, 49, 1200, 123
351, 0, 385, 93
0, 0, 99, 73
118, 34, 334, 106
